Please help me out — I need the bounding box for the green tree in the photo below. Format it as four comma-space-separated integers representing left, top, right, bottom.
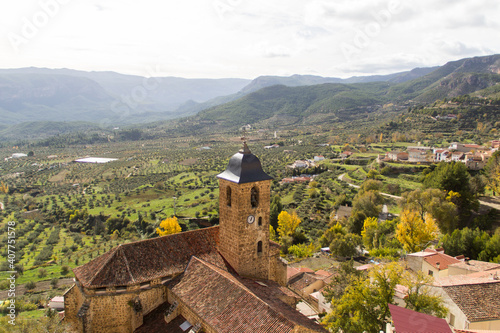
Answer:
269, 195, 283, 231
323, 263, 447, 333
330, 233, 362, 257
348, 187, 384, 234
441, 227, 490, 260
485, 150, 500, 195
478, 228, 500, 262
322, 259, 364, 302
423, 162, 478, 225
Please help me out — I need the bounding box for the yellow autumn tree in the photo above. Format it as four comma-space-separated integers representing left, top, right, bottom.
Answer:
396, 209, 438, 253
277, 211, 301, 240
156, 216, 182, 236
0, 181, 8, 194
361, 217, 379, 250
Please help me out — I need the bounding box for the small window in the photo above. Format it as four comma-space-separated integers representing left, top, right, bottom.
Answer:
428, 270, 433, 276
449, 313, 455, 326
250, 187, 259, 208
227, 186, 232, 207
257, 241, 263, 253
258, 216, 262, 226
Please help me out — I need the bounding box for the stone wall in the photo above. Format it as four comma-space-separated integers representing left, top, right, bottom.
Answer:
63, 284, 86, 332
269, 252, 288, 286
64, 282, 168, 333
218, 179, 272, 281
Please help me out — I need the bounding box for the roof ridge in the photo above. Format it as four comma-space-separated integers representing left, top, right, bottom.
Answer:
113, 226, 219, 249
88, 246, 119, 286
118, 245, 136, 284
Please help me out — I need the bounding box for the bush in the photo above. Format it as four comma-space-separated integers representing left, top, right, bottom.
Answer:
37, 268, 48, 278
61, 265, 70, 275
25, 280, 37, 291
50, 278, 58, 289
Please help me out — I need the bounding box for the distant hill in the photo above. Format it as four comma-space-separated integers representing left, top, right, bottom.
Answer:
191, 54, 500, 130
0, 68, 251, 125
1, 54, 500, 140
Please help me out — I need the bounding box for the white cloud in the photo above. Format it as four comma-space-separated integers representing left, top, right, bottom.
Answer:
0, 0, 499, 78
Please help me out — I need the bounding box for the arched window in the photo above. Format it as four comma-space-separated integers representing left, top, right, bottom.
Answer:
226, 186, 232, 207
258, 216, 262, 226
250, 187, 258, 208
257, 241, 263, 253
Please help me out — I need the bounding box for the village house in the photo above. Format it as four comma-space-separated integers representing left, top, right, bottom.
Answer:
449, 142, 486, 153
433, 269, 500, 330
340, 151, 353, 159
288, 271, 333, 312
63, 142, 327, 333
386, 150, 408, 162
406, 248, 461, 278
407, 148, 432, 163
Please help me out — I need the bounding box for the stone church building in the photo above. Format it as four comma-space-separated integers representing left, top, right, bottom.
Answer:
63, 143, 327, 333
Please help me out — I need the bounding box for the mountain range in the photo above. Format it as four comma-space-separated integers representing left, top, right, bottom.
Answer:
1, 54, 500, 140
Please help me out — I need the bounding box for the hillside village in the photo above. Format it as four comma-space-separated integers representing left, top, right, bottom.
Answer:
3, 142, 491, 333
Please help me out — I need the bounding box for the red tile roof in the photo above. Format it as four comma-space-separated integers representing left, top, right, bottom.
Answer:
73, 226, 226, 288
423, 252, 460, 270
388, 304, 452, 333
171, 257, 327, 333
443, 281, 500, 322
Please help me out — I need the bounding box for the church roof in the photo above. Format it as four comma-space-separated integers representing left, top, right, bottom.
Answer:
171, 256, 327, 333
217, 142, 273, 184
73, 226, 226, 288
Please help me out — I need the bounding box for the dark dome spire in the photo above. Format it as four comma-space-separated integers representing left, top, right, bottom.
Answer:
217, 141, 273, 184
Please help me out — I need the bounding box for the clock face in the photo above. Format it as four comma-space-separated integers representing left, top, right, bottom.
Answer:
247, 215, 255, 224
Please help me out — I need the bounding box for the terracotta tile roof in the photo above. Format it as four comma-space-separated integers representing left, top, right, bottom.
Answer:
442, 281, 500, 322
73, 226, 226, 288
296, 267, 315, 273
448, 260, 500, 272
388, 304, 452, 333
287, 267, 301, 280
171, 257, 327, 333
314, 270, 332, 277
423, 252, 460, 270
289, 273, 320, 291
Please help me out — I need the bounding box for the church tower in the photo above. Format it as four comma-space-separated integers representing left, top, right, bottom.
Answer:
217, 141, 273, 280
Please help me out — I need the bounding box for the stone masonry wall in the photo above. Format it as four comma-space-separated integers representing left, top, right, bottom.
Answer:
218, 179, 271, 280
65, 283, 168, 333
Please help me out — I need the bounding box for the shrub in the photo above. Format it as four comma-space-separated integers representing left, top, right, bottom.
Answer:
25, 280, 37, 291
37, 268, 48, 278
61, 265, 70, 275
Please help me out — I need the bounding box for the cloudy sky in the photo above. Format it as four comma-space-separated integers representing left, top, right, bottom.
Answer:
0, 0, 499, 79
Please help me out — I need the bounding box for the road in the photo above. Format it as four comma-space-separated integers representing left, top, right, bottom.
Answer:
337, 173, 402, 200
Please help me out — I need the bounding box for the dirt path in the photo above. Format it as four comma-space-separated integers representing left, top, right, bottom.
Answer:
479, 196, 500, 211
0, 278, 75, 299
337, 173, 402, 199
